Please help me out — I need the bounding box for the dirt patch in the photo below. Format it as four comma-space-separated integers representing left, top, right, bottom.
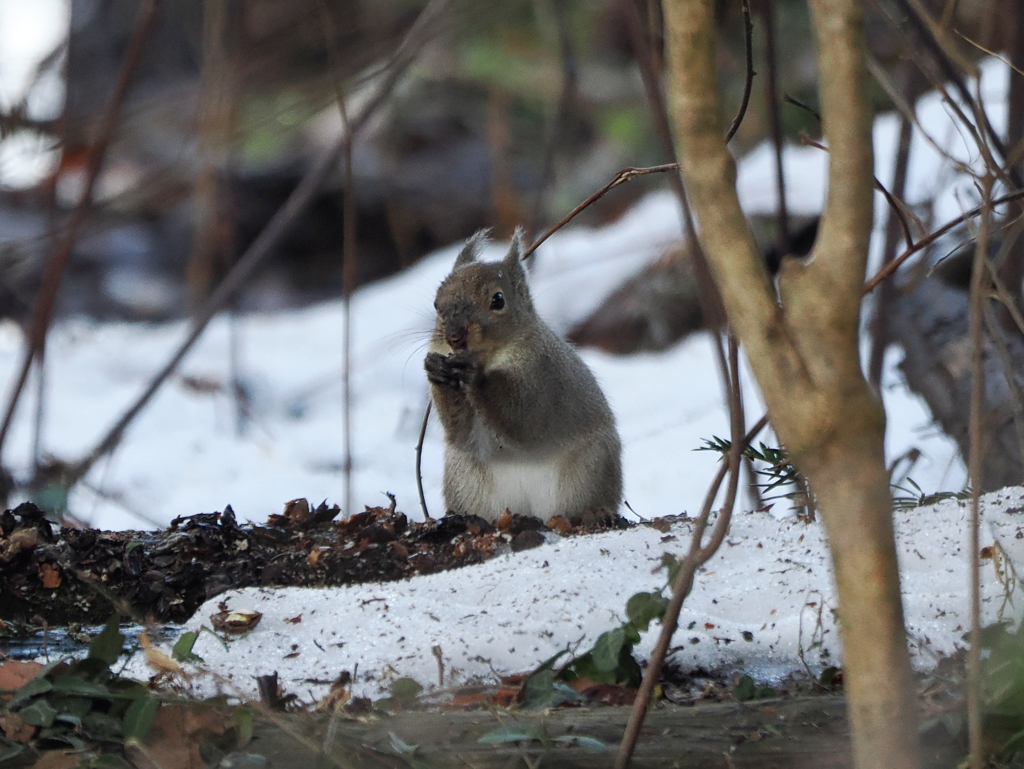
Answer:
0, 500, 631, 627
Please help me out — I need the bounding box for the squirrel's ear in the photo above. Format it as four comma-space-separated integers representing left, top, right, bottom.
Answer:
504, 227, 527, 288
454, 229, 490, 269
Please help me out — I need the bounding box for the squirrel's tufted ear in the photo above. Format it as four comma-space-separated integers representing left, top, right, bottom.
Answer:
454, 229, 490, 269
504, 227, 527, 289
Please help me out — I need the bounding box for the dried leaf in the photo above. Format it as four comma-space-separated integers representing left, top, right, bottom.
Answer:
0, 712, 36, 742
38, 562, 61, 589
140, 631, 181, 674
546, 515, 573, 535
0, 661, 44, 700
125, 704, 228, 769
210, 610, 262, 633
29, 750, 82, 769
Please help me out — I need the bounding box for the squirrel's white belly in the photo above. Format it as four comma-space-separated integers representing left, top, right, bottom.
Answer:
488, 458, 561, 519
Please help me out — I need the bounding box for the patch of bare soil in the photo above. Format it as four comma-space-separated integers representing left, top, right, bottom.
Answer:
0, 499, 630, 627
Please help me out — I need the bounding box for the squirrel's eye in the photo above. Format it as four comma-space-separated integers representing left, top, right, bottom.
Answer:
490, 292, 505, 310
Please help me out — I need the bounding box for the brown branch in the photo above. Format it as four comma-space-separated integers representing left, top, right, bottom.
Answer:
0, 0, 164, 461
869, 64, 923, 391
615, 409, 765, 769
790, 102, 918, 251
725, 0, 755, 144
522, 164, 679, 258
526, 0, 577, 243
319, 0, 358, 515
759, 0, 789, 252
966, 177, 992, 769
415, 400, 432, 521
863, 189, 1024, 293
64, 0, 452, 487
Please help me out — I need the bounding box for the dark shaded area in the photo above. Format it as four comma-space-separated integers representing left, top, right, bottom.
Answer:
890, 229, 1024, 492
0, 500, 629, 626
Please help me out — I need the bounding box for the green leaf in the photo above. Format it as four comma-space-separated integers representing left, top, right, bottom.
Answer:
123, 696, 159, 743
8, 676, 52, 708
0, 744, 25, 763
390, 677, 423, 703
626, 592, 668, 632
19, 699, 58, 727
553, 734, 607, 751
54, 712, 83, 728
388, 731, 418, 755
232, 707, 254, 748
591, 628, 627, 672
51, 676, 115, 698
88, 615, 125, 667
83, 710, 124, 740
518, 667, 580, 711
659, 554, 682, 586
477, 724, 544, 744
734, 675, 755, 702
172, 631, 203, 663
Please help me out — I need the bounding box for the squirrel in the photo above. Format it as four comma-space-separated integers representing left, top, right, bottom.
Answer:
424, 228, 622, 523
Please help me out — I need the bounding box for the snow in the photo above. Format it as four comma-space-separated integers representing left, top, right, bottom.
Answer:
122, 486, 1024, 700
11, 57, 1021, 697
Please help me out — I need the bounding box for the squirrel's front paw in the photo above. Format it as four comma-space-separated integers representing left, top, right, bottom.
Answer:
425, 350, 480, 389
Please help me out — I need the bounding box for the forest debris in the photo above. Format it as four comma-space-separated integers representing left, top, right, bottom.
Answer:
0, 500, 630, 626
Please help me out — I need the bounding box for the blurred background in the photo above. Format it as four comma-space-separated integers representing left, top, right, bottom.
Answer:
0, 0, 1018, 528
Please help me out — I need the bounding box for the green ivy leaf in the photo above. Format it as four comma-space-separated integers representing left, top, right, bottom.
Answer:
8, 676, 52, 708
88, 615, 125, 667
390, 677, 423, 703
51, 676, 115, 698
18, 699, 58, 727
231, 706, 254, 749
123, 696, 159, 743
591, 628, 627, 672
553, 734, 607, 751
172, 631, 203, 663
626, 592, 668, 632
734, 675, 755, 702
477, 724, 544, 744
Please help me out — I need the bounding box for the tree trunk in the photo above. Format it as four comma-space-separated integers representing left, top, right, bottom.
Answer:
662, 0, 921, 767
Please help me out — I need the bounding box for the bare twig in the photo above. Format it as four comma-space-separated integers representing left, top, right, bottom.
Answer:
319, 0, 358, 515
966, 176, 992, 769
869, 64, 923, 391
0, 0, 164, 460
863, 189, 1024, 293
522, 164, 679, 258
759, 0, 789, 252
416, 400, 432, 520
64, 0, 452, 487
788, 100, 918, 251
527, 0, 577, 242
615, 407, 766, 769
726, 0, 755, 145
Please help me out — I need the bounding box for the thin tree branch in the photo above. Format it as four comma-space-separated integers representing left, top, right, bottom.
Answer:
869, 64, 922, 391
527, 0, 577, 243
614, 410, 765, 769
319, 0, 358, 516
416, 400, 432, 521
863, 189, 1024, 292
0, 0, 164, 460
726, 0, 755, 144
759, 0, 789, 252
965, 177, 992, 769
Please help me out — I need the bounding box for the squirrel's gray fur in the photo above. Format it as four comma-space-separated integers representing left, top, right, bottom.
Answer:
424, 228, 622, 522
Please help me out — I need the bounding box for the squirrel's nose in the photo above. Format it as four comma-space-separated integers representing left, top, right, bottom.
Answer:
446, 327, 468, 350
